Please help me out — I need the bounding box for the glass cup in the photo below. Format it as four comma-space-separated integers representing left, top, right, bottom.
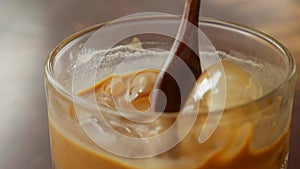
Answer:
45, 16, 297, 169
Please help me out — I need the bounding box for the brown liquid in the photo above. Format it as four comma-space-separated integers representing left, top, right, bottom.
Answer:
49, 60, 289, 169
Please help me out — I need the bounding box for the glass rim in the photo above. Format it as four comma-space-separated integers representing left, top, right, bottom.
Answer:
45, 16, 297, 114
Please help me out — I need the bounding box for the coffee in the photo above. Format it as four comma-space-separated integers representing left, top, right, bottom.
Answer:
45, 17, 296, 169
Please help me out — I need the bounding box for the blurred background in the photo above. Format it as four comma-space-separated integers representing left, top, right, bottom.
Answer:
0, 0, 299, 168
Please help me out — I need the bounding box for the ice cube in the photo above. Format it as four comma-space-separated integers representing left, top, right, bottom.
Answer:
222, 60, 262, 108
215, 122, 254, 163
199, 59, 263, 110
176, 59, 262, 166
177, 115, 234, 167
94, 76, 126, 108
103, 111, 176, 157
102, 76, 126, 96
127, 71, 157, 103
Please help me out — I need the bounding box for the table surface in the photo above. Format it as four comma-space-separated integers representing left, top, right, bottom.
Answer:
0, 0, 299, 168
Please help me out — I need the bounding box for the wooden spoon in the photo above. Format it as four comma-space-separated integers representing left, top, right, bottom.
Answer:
152, 0, 202, 112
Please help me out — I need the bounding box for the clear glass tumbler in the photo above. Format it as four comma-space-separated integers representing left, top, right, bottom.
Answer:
45, 16, 297, 169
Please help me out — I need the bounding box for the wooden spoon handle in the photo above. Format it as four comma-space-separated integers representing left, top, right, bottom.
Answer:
152, 0, 202, 112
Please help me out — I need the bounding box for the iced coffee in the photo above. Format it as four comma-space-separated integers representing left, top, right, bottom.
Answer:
45, 17, 296, 169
